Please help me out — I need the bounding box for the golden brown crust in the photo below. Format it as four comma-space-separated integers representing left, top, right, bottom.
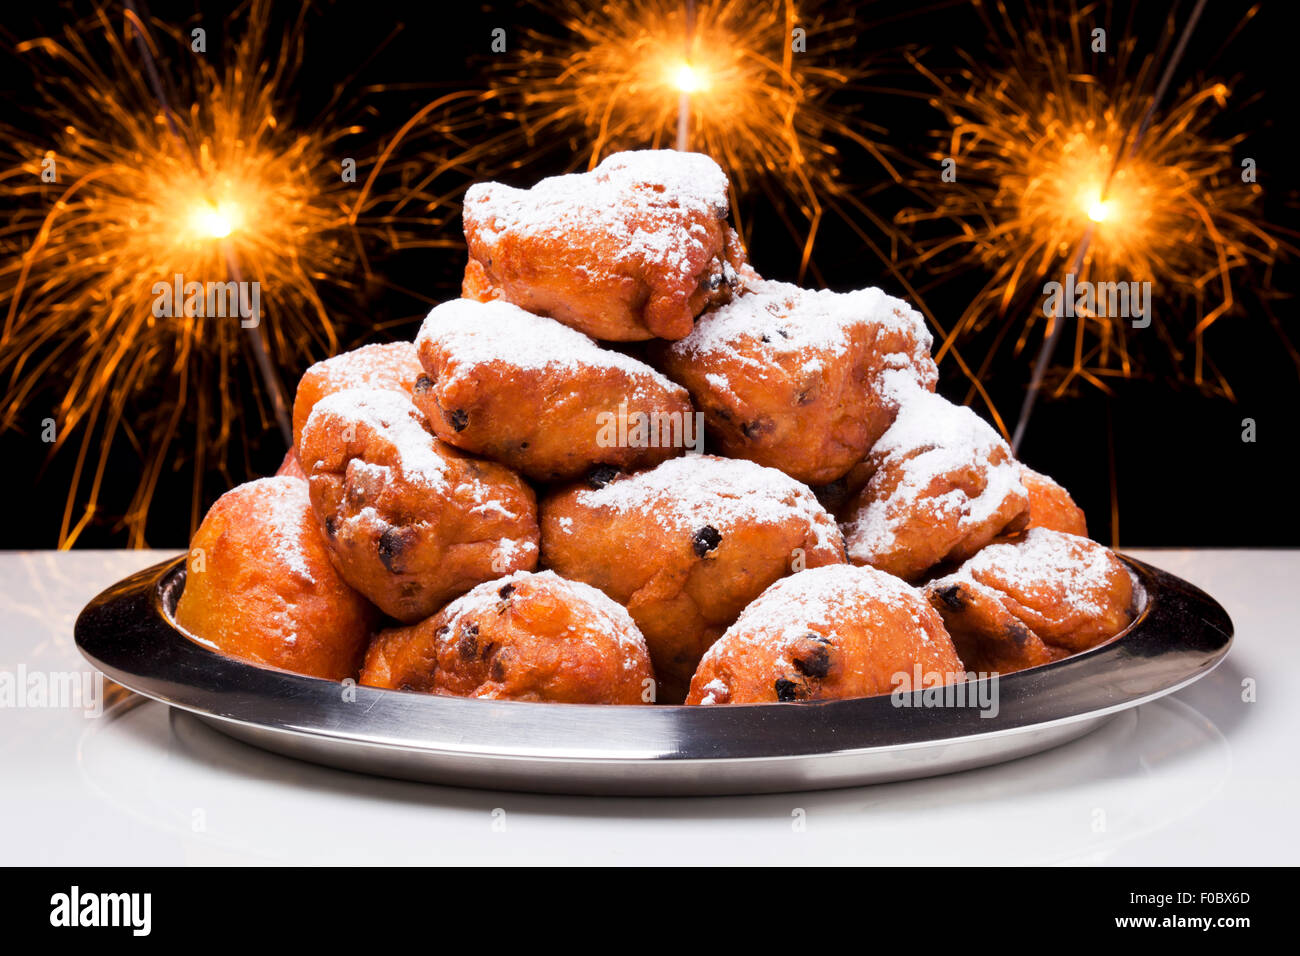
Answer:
175, 476, 377, 680
1020, 465, 1088, 537
462, 151, 750, 341
840, 390, 1030, 581
358, 622, 439, 692
300, 388, 539, 622
656, 281, 937, 485
540, 455, 846, 702
413, 298, 695, 481
924, 528, 1136, 675
460, 257, 500, 303
360, 570, 654, 703
177, 149, 1136, 705
291, 343, 423, 455
686, 564, 964, 704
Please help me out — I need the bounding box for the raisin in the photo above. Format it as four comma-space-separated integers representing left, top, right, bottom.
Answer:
377, 526, 408, 572
1004, 620, 1034, 648
692, 525, 722, 556
587, 465, 620, 489
414, 374, 433, 393
456, 621, 480, 659
934, 584, 965, 611
447, 408, 469, 432
794, 645, 831, 679
774, 678, 802, 702
498, 582, 516, 599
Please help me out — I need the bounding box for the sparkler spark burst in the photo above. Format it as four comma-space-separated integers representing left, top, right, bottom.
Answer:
899, 0, 1287, 399
670, 61, 706, 94
0, 1, 454, 547
481, 0, 901, 281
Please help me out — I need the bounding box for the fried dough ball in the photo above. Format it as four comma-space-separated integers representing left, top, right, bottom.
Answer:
462, 150, 751, 341
839, 389, 1029, 581
360, 570, 654, 703
656, 280, 938, 484
1020, 465, 1088, 536
540, 455, 846, 702
413, 297, 696, 481
924, 528, 1138, 674
291, 342, 423, 453
686, 564, 964, 704
300, 388, 539, 622
461, 257, 500, 303
175, 476, 376, 680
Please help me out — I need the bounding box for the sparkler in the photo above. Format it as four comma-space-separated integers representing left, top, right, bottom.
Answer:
1010, 0, 1209, 453
468, 0, 1010, 420
13, 0, 1277, 550
478, 0, 904, 282
897, 0, 1286, 432
674, 0, 697, 151
0, 1, 459, 546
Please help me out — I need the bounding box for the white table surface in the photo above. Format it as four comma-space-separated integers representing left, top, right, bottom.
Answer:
0, 548, 1294, 865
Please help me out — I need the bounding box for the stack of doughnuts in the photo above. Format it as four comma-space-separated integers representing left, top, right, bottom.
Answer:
176, 150, 1138, 706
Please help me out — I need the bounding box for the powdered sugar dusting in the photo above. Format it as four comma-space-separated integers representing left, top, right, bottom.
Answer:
932, 527, 1128, 617
697, 677, 729, 706
239, 476, 318, 585
844, 387, 1026, 560
699, 563, 936, 669
464, 150, 730, 281
470, 499, 518, 521
306, 342, 417, 386
301, 388, 449, 492
571, 454, 841, 553
439, 569, 649, 670
487, 536, 539, 570
670, 279, 934, 383
417, 297, 684, 397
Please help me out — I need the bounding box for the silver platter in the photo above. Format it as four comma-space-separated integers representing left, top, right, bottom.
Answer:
74, 556, 1232, 796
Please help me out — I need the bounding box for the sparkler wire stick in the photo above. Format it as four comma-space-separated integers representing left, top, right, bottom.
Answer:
122, 0, 293, 447
1010, 0, 1210, 454
676, 0, 696, 150
223, 243, 292, 446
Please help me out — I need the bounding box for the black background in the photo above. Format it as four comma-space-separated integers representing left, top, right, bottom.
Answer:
1, 0, 1296, 549
2, 867, 1280, 938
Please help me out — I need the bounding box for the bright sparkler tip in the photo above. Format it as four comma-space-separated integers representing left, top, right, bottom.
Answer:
671, 61, 705, 94
2, 0, 442, 549
899, 2, 1287, 408
191, 201, 241, 239
1087, 198, 1113, 223
201, 213, 233, 238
